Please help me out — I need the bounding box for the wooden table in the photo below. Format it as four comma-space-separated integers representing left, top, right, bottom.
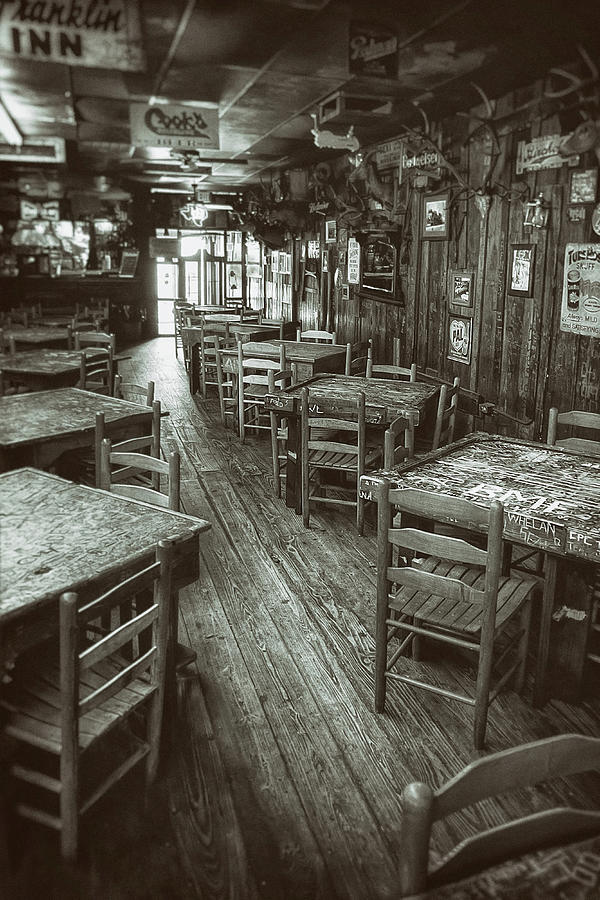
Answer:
360, 432, 600, 704
221, 339, 347, 382
184, 321, 296, 394
429, 835, 600, 899
0, 348, 102, 393
5, 325, 71, 348
265, 373, 440, 512
0, 387, 153, 472
0, 467, 210, 673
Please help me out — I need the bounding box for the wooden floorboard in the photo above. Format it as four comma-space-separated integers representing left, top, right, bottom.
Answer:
6, 337, 600, 900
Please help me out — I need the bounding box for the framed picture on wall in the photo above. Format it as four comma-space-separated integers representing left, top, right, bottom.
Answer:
449, 270, 474, 309
421, 190, 449, 240
569, 168, 598, 205
325, 219, 337, 243
508, 243, 536, 296
447, 316, 472, 364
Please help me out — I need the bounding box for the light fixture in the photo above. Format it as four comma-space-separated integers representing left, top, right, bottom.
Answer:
0, 95, 22, 145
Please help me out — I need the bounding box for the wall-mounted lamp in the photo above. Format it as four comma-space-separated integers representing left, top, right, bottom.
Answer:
0, 95, 22, 145
524, 192, 550, 228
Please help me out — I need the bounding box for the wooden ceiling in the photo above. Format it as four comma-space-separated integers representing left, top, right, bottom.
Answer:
0, 0, 597, 198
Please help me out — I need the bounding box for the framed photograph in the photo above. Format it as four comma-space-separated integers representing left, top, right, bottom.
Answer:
447, 316, 472, 364
569, 168, 598, 205
226, 263, 243, 298
508, 243, 536, 297
450, 270, 473, 308
325, 219, 337, 243
360, 236, 396, 295
421, 190, 449, 240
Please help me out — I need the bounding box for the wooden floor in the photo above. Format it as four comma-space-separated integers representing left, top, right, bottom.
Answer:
6, 337, 600, 900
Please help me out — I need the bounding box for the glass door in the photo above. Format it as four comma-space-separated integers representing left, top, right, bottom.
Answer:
156, 258, 179, 335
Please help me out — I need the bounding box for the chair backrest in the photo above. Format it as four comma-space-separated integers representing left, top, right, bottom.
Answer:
432, 375, 460, 450
238, 341, 292, 439
296, 328, 337, 344
383, 412, 416, 468
379, 487, 504, 634
74, 330, 116, 353
0, 329, 16, 355
79, 348, 112, 395
100, 437, 180, 511
345, 340, 372, 376
547, 407, 600, 457
398, 733, 600, 896
94, 402, 161, 488
59, 539, 173, 791
301, 385, 366, 467
113, 375, 155, 406
366, 358, 417, 381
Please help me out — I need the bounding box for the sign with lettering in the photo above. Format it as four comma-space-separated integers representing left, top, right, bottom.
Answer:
0, 0, 144, 70
349, 21, 397, 78
516, 134, 579, 174
401, 144, 441, 178
560, 243, 600, 338
347, 237, 360, 284
375, 138, 404, 171
130, 102, 219, 150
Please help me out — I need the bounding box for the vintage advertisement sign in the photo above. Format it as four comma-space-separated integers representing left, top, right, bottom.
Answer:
349, 21, 397, 78
374, 138, 403, 171
347, 237, 360, 284
129, 102, 219, 150
560, 243, 600, 338
402, 143, 441, 178
515, 134, 579, 174
447, 316, 472, 364
0, 0, 145, 70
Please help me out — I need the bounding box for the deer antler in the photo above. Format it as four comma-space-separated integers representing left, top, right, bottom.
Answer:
544, 44, 599, 98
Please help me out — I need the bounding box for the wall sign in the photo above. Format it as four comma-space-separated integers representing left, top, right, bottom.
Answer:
447, 316, 472, 364
560, 243, 600, 338
347, 237, 360, 284
569, 168, 598, 205
508, 243, 535, 297
0, 0, 145, 71
348, 21, 398, 78
130, 102, 219, 150
375, 139, 404, 171
449, 270, 474, 310
515, 134, 579, 174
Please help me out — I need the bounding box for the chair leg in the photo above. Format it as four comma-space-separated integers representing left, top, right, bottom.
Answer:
357, 489, 364, 535
375, 606, 388, 713
473, 638, 494, 750
145, 692, 163, 784
59, 765, 79, 861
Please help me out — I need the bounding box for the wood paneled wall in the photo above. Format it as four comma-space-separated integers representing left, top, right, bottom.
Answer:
275, 76, 599, 441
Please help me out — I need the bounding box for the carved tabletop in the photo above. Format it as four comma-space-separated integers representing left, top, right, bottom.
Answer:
264, 373, 440, 425
0, 468, 210, 665
0, 387, 152, 471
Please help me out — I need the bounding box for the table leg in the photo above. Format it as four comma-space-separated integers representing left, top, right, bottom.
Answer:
285, 416, 301, 513
189, 344, 199, 394
533, 553, 556, 707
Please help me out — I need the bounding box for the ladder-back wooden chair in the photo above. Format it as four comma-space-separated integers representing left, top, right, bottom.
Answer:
173, 301, 194, 367
198, 328, 236, 402
398, 733, 600, 897
296, 327, 337, 344
366, 358, 417, 381
300, 387, 381, 533
375, 487, 538, 749
547, 407, 600, 457
0, 540, 174, 861
431, 375, 460, 451
94, 403, 161, 489
345, 340, 372, 376
75, 331, 116, 395
100, 437, 180, 511
237, 343, 291, 442
113, 374, 155, 407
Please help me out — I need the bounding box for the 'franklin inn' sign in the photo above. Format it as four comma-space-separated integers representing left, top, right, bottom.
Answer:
0, 0, 145, 71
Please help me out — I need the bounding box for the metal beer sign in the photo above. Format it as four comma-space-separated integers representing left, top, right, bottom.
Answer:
0, 0, 145, 71
560, 243, 600, 338
130, 102, 220, 150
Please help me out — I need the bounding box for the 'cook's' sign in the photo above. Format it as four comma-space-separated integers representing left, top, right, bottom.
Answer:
129, 102, 220, 150
0, 0, 145, 71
